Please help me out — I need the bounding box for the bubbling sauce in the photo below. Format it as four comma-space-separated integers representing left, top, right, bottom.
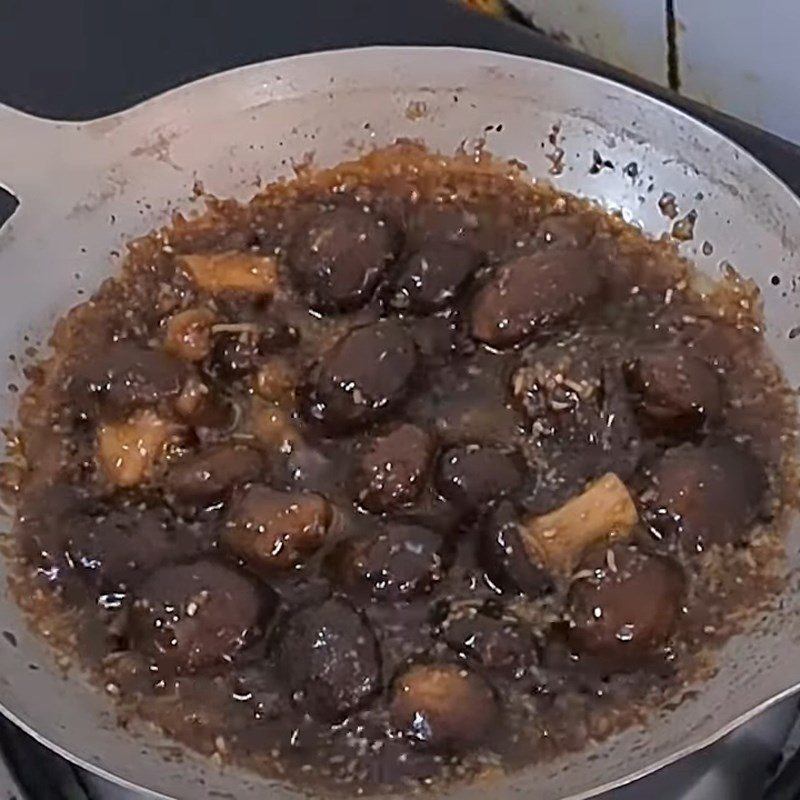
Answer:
5, 146, 796, 794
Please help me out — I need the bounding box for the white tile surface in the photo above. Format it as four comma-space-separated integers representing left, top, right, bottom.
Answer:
508, 0, 668, 85
676, 0, 800, 143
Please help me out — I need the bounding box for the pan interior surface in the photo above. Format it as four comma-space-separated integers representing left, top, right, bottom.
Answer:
0, 47, 798, 800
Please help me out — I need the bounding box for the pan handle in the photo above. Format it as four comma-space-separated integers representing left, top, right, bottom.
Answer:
0, 104, 70, 231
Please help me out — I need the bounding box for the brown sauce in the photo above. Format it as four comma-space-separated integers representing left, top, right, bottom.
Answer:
4, 145, 796, 795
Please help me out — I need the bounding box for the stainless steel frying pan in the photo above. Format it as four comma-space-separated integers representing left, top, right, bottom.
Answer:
0, 46, 799, 800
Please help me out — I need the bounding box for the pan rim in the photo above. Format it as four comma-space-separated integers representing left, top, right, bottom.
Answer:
1, 44, 799, 800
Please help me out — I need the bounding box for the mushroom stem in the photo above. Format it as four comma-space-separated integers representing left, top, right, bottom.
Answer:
519, 472, 638, 575
178, 251, 278, 295
97, 410, 174, 487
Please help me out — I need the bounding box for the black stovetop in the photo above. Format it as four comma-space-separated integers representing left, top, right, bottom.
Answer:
1, 2, 800, 799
